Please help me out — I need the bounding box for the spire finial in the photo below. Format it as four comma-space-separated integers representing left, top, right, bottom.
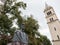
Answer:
45, 2, 49, 8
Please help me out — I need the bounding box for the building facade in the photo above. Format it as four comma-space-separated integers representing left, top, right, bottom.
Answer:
44, 4, 60, 45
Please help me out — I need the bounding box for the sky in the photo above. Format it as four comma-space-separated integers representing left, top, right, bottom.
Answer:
19, 0, 60, 41
0, 0, 60, 42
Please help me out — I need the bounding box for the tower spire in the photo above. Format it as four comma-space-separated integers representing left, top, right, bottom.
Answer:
44, 3, 53, 12
45, 3, 48, 7
45, 2, 49, 8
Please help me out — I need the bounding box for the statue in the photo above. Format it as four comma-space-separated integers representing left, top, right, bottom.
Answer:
12, 23, 28, 45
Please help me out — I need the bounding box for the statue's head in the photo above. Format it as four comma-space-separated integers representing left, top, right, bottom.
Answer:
21, 23, 25, 31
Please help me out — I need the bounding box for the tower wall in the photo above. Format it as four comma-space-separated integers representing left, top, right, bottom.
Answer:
44, 4, 60, 45
53, 41, 60, 45
48, 21, 60, 40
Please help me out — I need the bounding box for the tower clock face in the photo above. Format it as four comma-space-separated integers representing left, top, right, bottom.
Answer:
47, 11, 52, 15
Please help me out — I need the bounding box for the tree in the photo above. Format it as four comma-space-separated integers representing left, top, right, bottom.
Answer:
23, 16, 40, 45
0, 0, 52, 45
0, 0, 26, 45
38, 35, 52, 45
22, 15, 52, 45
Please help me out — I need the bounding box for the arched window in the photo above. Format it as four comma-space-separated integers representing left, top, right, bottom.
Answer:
57, 35, 59, 39
54, 27, 56, 31
50, 18, 53, 22
47, 11, 52, 15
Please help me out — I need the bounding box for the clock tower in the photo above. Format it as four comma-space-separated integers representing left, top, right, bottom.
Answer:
44, 3, 60, 45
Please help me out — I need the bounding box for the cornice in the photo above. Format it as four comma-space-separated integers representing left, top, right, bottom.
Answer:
52, 39, 60, 42
47, 19, 59, 24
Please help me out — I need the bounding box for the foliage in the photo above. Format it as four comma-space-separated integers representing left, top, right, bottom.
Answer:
36, 35, 52, 45
23, 16, 39, 45
0, 0, 52, 45
42, 36, 52, 45
0, 0, 26, 45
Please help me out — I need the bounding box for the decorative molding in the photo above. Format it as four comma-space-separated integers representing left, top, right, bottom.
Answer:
52, 39, 60, 42
47, 19, 59, 24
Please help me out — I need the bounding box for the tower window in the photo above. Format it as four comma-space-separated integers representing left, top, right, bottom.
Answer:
57, 35, 59, 39
47, 11, 52, 15
50, 18, 53, 22
54, 27, 56, 31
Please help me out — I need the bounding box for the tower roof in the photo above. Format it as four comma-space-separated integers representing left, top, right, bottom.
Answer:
44, 3, 53, 12
45, 3, 49, 8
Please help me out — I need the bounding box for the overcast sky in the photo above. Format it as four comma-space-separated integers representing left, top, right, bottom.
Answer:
19, 0, 60, 41
0, 0, 60, 42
